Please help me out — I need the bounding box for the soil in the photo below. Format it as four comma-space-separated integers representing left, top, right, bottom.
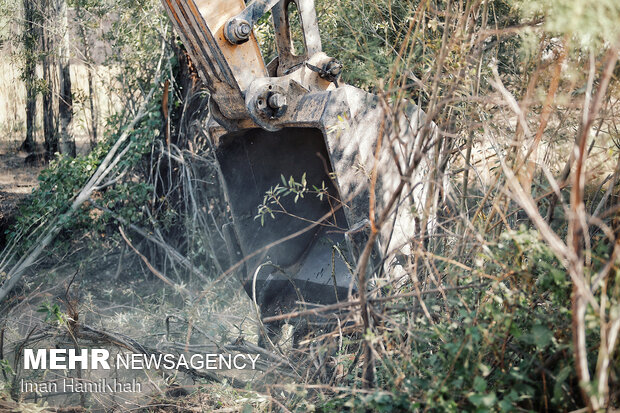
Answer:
0, 147, 44, 247
0, 145, 278, 411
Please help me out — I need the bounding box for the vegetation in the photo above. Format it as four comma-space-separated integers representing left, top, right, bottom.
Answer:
0, 0, 618, 411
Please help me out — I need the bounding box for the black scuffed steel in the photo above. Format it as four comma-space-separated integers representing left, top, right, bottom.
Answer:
216, 127, 356, 343
216, 127, 354, 302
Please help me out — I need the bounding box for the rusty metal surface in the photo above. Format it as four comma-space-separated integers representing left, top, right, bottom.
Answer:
271, 0, 322, 75
161, 0, 334, 124
222, 0, 281, 44
241, 53, 337, 130
161, 0, 266, 118
194, 0, 267, 90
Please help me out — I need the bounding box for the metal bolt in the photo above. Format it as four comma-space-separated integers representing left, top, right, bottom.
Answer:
235, 21, 252, 39
268, 93, 287, 109
225, 18, 252, 44
324, 60, 342, 77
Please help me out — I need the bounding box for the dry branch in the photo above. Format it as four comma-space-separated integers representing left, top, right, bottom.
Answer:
0, 90, 158, 303
0, 40, 170, 304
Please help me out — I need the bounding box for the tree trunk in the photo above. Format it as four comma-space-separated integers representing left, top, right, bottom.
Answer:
76, 2, 98, 150
41, 0, 58, 159
85, 63, 98, 150
21, 0, 38, 153
42, 59, 58, 158
58, 0, 76, 157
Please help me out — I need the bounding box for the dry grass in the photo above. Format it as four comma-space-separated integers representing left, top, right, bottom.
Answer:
0, 0, 619, 411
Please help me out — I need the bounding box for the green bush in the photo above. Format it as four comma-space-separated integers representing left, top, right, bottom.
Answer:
5, 99, 161, 256
318, 228, 576, 412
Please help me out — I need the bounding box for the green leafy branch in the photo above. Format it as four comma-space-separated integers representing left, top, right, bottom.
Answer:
36, 302, 67, 326
255, 173, 331, 226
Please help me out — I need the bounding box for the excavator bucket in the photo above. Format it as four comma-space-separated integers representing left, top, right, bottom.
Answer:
161, 0, 434, 343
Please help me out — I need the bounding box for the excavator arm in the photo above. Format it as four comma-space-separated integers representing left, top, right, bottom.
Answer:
161, 0, 434, 344
162, 0, 330, 122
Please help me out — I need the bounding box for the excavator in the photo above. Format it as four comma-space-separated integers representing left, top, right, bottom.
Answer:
160, 0, 436, 345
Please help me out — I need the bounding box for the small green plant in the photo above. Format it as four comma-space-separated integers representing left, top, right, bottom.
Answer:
0, 359, 13, 377
36, 302, 67, 325
255, 173, 330, 226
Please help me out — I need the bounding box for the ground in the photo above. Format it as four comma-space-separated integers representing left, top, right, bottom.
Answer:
0, 145, 44, 247
0, 143, 279, 411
